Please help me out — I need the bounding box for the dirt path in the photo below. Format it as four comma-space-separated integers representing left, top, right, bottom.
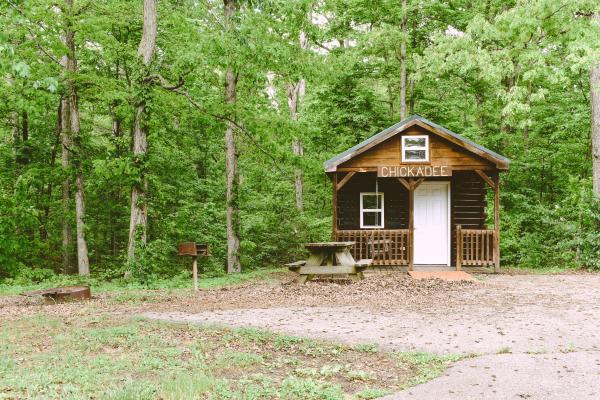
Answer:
144, 273, 600, 399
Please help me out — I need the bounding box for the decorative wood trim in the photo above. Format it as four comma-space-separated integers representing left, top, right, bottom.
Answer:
337, 167, 377, 172
493, 173, 500, 273
397, 178, 410, 191
411, 178, 425, 190
475, 169, 496, 190
332, 173, 338, 240
456, 225, 462, 271
408, 185, 414, 271
336, 171, 355, 191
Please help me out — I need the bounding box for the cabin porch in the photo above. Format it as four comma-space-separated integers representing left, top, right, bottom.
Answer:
332, 171, 501, 272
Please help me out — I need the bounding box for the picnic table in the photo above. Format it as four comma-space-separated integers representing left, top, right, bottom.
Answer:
286, 242, 373, 283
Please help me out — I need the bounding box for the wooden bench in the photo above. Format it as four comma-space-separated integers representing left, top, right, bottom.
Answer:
355, 259, 373, 269
286, 256, 373, 283
285, 260, 306, 272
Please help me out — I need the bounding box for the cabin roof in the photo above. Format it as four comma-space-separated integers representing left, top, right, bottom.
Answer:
324, 115, 510, 172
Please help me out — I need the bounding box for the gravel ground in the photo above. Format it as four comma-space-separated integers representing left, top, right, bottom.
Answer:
382, 352, 600, 400
143, 272, 600, 400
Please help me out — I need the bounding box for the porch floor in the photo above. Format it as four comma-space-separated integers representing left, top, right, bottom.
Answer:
365, 265, 494, 274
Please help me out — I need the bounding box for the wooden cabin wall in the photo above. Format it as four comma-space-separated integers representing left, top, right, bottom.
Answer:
337, 173, 409, 230
336, 171, 487, 266
339, 126, 493, 171
451, 171, 487, 265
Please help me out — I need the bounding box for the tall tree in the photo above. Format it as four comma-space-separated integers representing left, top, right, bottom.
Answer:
62, 0, 90, 275
224, 0, 241, 273
399, 0, 407, 120
592, 14, 600, 196
127, 0, 157, 263
287, 31, 307, 212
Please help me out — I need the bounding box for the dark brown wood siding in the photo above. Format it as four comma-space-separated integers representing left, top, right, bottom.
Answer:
336, 171, 487, 266
339, 126, 494, 171
337, 173, 408, 230
451, 171, 487, 265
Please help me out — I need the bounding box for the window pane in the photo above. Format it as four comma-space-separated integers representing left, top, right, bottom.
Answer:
404, 149, 427, 160
362, 194, 382, 209
363, 211, 382, 227
404, 137, 426, 148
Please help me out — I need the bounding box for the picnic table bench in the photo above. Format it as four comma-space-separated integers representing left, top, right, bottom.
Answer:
286, 242, 373, 283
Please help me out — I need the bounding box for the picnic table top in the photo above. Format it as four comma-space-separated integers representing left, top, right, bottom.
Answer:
304, 242, 355, 250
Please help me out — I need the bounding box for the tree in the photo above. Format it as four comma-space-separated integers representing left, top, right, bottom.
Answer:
592, 14, 600, 196
60, 0, 90, 275
287, 31, 307, 212
399, 0, 407, 120
224, 0, 241, 273
127, 0, 157, 264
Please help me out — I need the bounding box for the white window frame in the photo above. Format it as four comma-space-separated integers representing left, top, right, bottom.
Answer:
360, 192, 384, 229
402, 135, 429, 162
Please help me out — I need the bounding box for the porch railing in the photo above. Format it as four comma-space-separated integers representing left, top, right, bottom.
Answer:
456, 225, 496, 268
335, 229, 410, 266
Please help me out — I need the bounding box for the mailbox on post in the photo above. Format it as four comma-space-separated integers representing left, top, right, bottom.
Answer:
178, 242, 210, 290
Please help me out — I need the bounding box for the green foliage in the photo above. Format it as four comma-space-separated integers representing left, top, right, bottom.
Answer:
0, 0, 599, 280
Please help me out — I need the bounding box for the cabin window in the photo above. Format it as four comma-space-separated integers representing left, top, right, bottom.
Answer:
402, 135, 429, 162
360, 192, 384, 228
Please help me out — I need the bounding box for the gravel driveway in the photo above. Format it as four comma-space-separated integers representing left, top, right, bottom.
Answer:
144, 273, 600, 399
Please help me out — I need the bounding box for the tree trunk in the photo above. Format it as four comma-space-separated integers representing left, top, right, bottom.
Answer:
127, 0, 157, 263
399, 0, 407, 120
287, 33, 306, 212
592, 58, 600, 195
61, 0, 90, 276
224, 0, 241, 274
289, 31, 308, 212
60, 94, 72, 273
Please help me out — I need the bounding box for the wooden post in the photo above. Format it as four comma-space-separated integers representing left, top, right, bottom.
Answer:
406, 178, 423, 272
493, 174, 500, 273
408, 183, 414, 271
456, 225, 462, 271
332, 172, 338, 240
192, 256, 198, 291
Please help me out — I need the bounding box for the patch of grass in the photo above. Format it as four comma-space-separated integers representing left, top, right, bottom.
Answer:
395, 352, 474, 388
347, 369, 375, 381
157, 374, 220, 400
501, 265, 583, 275
215, 350, 265, 369
197, 268, 280, 289
354, 388, 394, 399
526, 348, 547, 355
354, 343, 378, 353
0, 285, 472, 400
497, 346, 512, 354
0, 268, 280, 295
0, 312, 424, 399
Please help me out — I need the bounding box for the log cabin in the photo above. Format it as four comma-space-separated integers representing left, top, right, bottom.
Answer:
325, 115, 509, 273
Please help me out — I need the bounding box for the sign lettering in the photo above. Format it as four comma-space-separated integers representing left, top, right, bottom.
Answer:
377, 165, 452, 178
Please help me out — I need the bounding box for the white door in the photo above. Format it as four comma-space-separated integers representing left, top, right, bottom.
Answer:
413, 182, 450, 265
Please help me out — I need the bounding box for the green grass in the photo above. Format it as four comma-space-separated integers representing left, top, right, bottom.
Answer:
0, 279, 470, 399
0, 268, 280, 295
395, 352, 476, 388
2, 312, 455, 400
500, 265, 585, 275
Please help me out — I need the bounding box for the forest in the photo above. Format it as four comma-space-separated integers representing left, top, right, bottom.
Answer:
1, 0, 600, 283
